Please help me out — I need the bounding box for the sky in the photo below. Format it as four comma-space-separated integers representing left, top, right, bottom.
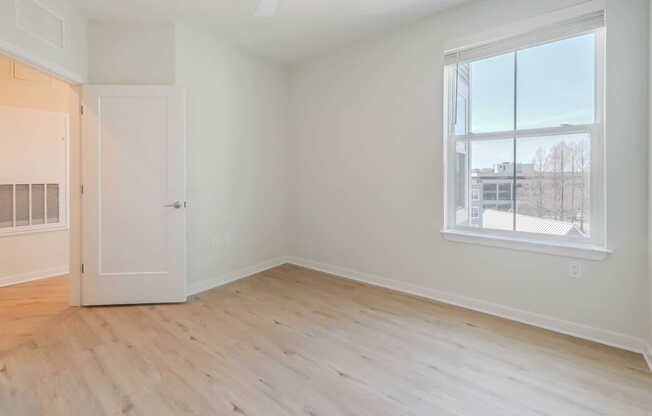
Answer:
464, 33, 595, 170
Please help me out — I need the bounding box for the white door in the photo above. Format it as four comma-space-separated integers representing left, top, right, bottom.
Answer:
81, 85, 186, 305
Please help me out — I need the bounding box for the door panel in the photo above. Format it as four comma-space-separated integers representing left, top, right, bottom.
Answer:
82, 85, 186, 305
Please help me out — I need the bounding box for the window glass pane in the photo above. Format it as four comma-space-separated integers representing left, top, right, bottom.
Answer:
453, 63, 470, 136
515, 134, 590, 237
455, 96, 467, 135
517, 34, 595, 129
47, 184, 60, 223
15, 184, 29, 226
471, 52, 515, 133
454, 140, 469, 226
32, 184, 45, 225
470, 139, 514, 231
0, 185, 12, 229
455, 141, 467, 209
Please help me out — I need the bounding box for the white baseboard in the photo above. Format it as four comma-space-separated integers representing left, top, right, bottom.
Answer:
285, 256, 650, 361
182, 255, 651, 372
0, 267, 70, 288
186, 257, 289, 296
644, 344, 652, 372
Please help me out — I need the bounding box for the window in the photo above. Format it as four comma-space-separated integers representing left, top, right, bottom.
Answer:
0, 183, 64, 235
481, 184, 495, 200
443, 12, 607, 257
498, 183, 512, 201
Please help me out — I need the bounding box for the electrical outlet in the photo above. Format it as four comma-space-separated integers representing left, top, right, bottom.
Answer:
568, 262, 582, 278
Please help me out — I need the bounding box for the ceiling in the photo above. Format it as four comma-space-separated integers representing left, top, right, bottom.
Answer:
71, 0, 471, 64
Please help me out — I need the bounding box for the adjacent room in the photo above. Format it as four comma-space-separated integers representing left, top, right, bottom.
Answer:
0, 53, 76, 354
1, 0, 651, 414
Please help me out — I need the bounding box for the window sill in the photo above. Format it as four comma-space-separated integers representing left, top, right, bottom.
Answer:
0, 225, 69, 239
441, 229, 611, 261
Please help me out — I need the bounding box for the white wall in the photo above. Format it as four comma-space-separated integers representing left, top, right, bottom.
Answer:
648, 0, 652, 349
0, 107, 70, 286
0, 0, 87, 82
175, 24, 289, 292
83, 20, 290, 293
289, 0, 650, 344
0, 231, 68, 286
87, 21, 175, 84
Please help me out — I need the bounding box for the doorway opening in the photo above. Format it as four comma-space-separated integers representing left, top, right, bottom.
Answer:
0, 53, 78, 354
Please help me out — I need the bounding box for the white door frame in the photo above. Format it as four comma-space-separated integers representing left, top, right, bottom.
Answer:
0, 43, 84, 306
0, 41, 85, 85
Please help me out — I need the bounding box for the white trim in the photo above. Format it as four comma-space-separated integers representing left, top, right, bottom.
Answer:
452, 124, 594, 142
444, 0, 606, 53
644, 344, 652, 372
444, 10, 604, 65
284, 257, 647, 356
0, 39, 84, 84
0, 266, 68, 288
0, 224, 68, 238
186, 257, 288, 296
441, 228, 611, 261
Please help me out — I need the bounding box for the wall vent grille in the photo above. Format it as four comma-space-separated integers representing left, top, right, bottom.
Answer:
15, 0, 64, 49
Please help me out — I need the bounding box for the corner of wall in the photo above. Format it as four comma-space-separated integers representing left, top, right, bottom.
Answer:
648, 0, 652, 353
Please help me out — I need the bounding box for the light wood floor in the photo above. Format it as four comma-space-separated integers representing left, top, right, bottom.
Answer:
0, 275, 69, 355
1, 265, 651, 415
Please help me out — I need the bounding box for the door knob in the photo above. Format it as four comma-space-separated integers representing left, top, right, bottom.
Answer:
164, 201, 183, 209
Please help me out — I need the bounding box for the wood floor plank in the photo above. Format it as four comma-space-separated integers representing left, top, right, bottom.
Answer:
0, 264, 650, 415
0, 275, 69, 355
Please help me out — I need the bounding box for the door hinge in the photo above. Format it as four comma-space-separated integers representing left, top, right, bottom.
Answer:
81, 105, 84, 115
81, 263, 85, 274
81, 184, 84, 194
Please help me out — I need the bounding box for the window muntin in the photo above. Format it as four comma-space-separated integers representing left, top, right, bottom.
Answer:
445, 29, 604, 245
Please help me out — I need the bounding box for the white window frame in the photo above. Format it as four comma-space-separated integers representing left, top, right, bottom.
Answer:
442, 20, 609, 261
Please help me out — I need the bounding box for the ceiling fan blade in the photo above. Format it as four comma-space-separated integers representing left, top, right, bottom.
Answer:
254, 0, 279, 17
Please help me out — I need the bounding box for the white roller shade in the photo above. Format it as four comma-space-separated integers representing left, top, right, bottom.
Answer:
444, 10, 605, 66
